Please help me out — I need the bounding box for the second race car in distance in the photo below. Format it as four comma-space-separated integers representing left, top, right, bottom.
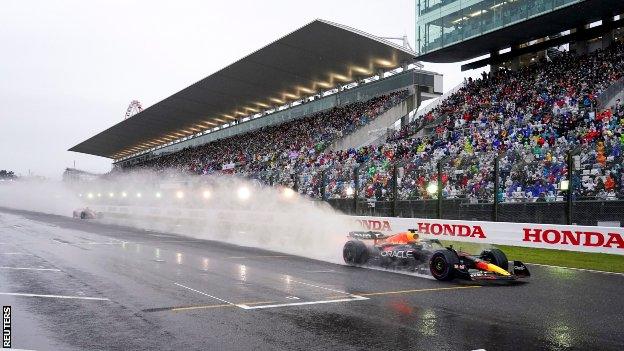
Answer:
72, 207, 101, 219
343, 229, 530, 281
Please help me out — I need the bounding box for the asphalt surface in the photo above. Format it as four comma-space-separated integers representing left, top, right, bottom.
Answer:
0, 207, 623, 351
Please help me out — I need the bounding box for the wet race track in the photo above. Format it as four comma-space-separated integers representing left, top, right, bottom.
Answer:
0, 208, 623, 351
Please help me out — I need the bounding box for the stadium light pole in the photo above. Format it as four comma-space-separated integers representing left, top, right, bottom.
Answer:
353, 166, 359, 215
437, 161, 443, 219
320, 170, 327, 201
566, 150, 574, 225
392, 164, 398, 217
493, 156, 500, 222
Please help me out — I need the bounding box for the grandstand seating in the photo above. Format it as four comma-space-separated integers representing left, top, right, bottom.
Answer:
129, 91, 409, 180
127, 41, 624, 203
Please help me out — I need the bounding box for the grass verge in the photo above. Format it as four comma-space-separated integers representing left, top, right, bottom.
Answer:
440, 240, 624, 273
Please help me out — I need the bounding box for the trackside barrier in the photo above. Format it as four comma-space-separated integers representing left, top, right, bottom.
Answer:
353, 216, 624, 255
94, 206, 624, 255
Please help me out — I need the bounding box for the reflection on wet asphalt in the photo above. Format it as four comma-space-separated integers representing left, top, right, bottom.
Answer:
0, 207, 623, 350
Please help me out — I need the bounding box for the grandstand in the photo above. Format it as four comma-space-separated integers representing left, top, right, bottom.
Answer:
70, 19, 442, 163
71, 8, 624, 226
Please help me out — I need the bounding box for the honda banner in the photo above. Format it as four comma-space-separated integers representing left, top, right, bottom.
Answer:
354, 216, 624, 255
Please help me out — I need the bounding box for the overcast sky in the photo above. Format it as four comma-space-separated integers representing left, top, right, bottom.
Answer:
0, 0, 486, 179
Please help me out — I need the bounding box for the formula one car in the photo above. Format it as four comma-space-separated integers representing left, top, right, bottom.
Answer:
343, 230, 530, 281
72, 207, 101, 219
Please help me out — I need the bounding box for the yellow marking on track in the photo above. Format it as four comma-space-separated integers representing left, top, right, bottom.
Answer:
358, 285, 481, 296
325, 285, 481, 299
169, 287, 480, 312
171, 304, 232, 312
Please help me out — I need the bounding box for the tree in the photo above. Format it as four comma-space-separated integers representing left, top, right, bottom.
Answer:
0, 170, 16, 180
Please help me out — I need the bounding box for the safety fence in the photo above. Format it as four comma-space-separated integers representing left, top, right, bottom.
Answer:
254, 143, 624, 227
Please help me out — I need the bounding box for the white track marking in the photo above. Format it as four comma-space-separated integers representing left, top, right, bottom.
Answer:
82, 240, 200, 245
0, 292, 109, 301
238, 278, 369, 310
238, 296, 368, 310
305, 270, 336, 273
0, 252, 32, 255
353, 265, 436, 280
288, 279, 358, 296
527, 263, 624, 276
0, 266, 60, 271
174, 282, 237, 306
175, 281, 369, 310
226, 255, 289, 259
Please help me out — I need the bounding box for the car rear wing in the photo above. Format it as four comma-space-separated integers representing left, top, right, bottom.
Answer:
348, 231, 387, 241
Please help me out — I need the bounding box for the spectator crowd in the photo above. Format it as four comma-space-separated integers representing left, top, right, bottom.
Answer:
125, 41, 624, 203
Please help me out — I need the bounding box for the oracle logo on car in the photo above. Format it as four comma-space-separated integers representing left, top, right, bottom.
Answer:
416, 222, 486, 238
523, 228, 624, 249
356, 219, 392, 231
380, 250, 414, 258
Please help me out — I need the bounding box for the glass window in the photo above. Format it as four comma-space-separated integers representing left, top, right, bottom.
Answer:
416, 0, 583, 55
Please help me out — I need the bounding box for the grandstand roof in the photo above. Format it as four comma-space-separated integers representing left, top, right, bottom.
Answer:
69, 19, 418, 159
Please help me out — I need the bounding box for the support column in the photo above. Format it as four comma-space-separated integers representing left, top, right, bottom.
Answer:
489, 50, 500, 73
377, 69, 385, 80
401, 85, 421, 128
510, 44, 521, 71
602, 17, 614, 49
573, 25, 588, 55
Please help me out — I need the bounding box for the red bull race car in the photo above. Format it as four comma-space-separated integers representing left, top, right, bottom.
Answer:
343, 229, 530, 281
72, 207, 101, 220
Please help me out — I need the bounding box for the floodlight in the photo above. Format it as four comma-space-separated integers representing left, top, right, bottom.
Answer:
427, 183, 438, 195
560, 180, 569, 191
282, 188, 295, 199
237, 186, 251, 200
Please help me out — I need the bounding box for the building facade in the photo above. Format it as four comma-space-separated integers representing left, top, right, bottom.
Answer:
416, 0, 583, 56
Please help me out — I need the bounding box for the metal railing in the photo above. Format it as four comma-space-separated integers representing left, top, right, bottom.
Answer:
263, 146, 624, 227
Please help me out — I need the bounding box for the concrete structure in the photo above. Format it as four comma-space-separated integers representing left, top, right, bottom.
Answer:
70, 19, 445, 163
416, 0, 624, 69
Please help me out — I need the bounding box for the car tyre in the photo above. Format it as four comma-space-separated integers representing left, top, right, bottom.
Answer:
429, 250, 458, 281
343, 240, 369, 265
480, 248, 508, 271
